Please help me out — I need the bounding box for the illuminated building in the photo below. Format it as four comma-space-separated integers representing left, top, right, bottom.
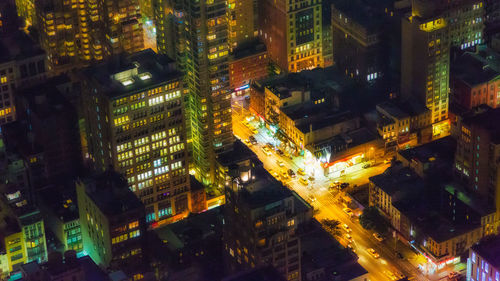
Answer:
369, 164, 489, 271
259, 0, 323, 72
229, 40, 269, 94
454, 107, 500, 231
331, 0, 395, 81
152, 0, 177, 59
101, 0, 145, 57
321, 0, 333, 67
0, 203, 48, 274
451, 46, 500, 110
0, 30, 46, 125
228, 0, 255, 49
35, 0, 143, 72
376, 101, 432, 148
80, 50, 191, 224
224, 162, 312, 281
169, 0, 234, 185
468, 235, 500, 281
76, 171, 147, 277
402, 0, 485, 137
15, 0, 35, 26
0, 2, 20, 34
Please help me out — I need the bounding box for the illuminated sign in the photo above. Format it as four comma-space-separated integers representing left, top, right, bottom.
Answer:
235, 84, 249, 91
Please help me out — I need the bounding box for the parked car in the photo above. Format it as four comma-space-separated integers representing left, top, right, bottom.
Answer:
277, 159, 285, 167
340, 182, 349, 189
308, 195, 316, 203
249, 135, 257, 144
297, 168, 306, 176
287, 169, 296, 178
342, 223, 352, 233
343, 208, 353, 217
262, 147, 272, 156
243, 139, 251, 146
367, 248, 380, 259
251, 128, 258, 135
373, 232, 384, 242
362, 163, 371, 169
299, 177, 309, 185
276, 149, 284, 156
280, 170, 289, 180
345, 234, 353, 242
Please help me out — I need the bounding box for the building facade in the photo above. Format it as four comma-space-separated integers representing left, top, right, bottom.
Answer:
169, 0, 234, 185
229, 40, 269, 94
228, 0, 255, 49
468, 235, 500, 281
0, 31, 47, 125
81, 50, 191, 224
76, 172, 147, 278
259, 0, 323, 72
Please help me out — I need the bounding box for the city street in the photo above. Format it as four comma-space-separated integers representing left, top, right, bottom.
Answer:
231, 102, 441, 281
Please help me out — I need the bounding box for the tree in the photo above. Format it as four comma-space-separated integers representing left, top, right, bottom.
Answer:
359, 206, 389, 235
321, 219, 342, 237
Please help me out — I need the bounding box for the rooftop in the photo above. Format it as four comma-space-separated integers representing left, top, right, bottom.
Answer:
369, 165, 425, 197
238, 166, 294, 209
398, 136, 456, 168
82, 49, 181, 99
331, 0, 396, 32
0, 31, 45, 64
222, 266, 286, 281
377, 101, 410, 119
38, 184, 79, 223
217, 139, 261, 167
232, 39, 267, 60
462, 107, 500, 144
472, 235, 500, 270
451, 47, 500, 87
296, 110, 358, 134
82, 170, 143, 217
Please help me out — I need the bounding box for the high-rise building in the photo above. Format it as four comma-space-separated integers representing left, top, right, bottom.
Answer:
228, 0, 255, 49
454, 107, 500, 231
152, 0, 176, 59
0, 31, 47, 126
35, 0, 144, 72
15, 0, 35, 26
76, 171, 147, 278
223, 161, 312, 281
401, 0, 485, 137
164, 0, 233, 185
401, 4, 451, 136
259, 0, 323, 72
331, 0, 395, 82
80, 50, 191, 224
467, 235, 500, 281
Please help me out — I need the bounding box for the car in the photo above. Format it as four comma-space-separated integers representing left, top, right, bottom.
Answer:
308, 176, 315, 182
367, 248, 380, 259
394, 271, 405, 280
307, 195, 316, 203
242, 121, 250, 127
284, 152, 293, 159
261, 147, 272, 156
251, 128, 258, 135
243, 139, 252, 146
362, 163, 371, 169
276, 149, 284, 156
342, 223, 352, 233
340, 182, 349, 189
343, 208, 353, 217
271, 170, 279, 178
383, 159, 391, 164
265, 143, 274, 149
329, 181, 341, 190
287, 169, 296, 178
396, 252, 404, 259
347, 243, 356, 252
373, 233, 384, 242
345, 234, 353, 242
277, 159, 285, 167
280, 170, 289, 180
299, 177, 309, 185
249, 136, 257, 144
297, 168, 306, 176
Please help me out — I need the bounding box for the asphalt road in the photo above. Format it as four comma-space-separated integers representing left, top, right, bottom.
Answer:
231, 105, 434, 281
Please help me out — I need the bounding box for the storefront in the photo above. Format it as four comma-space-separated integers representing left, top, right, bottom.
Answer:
322, 152, 365, 177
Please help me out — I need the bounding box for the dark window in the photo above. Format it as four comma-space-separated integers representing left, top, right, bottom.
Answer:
37, 60, 45, 73
20, 65, 28, 78
29, 62, 36, 76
